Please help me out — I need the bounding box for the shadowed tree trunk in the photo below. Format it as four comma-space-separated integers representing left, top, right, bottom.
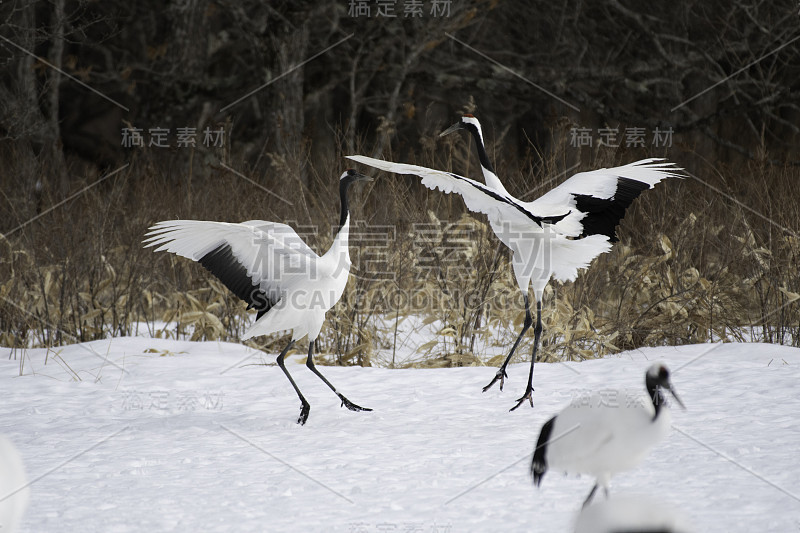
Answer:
273, 24, 309, 186
46, 0, 68, 192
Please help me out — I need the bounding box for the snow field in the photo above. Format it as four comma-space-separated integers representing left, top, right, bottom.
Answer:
1, 339, 798, 531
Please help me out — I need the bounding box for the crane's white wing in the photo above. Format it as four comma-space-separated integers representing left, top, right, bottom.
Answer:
240, 220, 317, 258
347, 155, 571, 231
528, 158, 683, 241
144, 220, 319, 317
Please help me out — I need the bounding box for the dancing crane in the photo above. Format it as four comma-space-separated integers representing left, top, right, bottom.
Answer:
144, 170, 373, 425
348, 119, 680, 410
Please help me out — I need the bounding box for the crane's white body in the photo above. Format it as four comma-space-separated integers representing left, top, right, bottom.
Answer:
544, 388, 672, 486
533, 363, 682, 506
144, 217, 352, 342
0, 435, 29, 533
243, 219, 351, 341
494, 222, 610, 302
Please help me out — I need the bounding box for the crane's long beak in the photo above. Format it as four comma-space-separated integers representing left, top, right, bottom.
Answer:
666, 383, 686, 410
439, 122, 462, 137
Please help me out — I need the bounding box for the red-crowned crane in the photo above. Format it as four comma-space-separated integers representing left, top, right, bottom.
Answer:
531, 363, 685, 508
349, 116, 681, 410
144, 170, 373, 425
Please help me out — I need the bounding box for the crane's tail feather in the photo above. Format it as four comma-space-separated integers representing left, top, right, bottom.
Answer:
532, 416, 556, 487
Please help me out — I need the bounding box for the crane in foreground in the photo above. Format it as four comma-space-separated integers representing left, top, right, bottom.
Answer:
573, 495, 694, 533
0, 435, 29, 533
144, 169, 373, 425
349, 120, 681, 410
531, 363, 684, 508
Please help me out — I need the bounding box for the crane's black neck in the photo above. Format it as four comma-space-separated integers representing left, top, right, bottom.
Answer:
338, 177, 353, 233
645, 374, 666, 421
465, 123, 495, 174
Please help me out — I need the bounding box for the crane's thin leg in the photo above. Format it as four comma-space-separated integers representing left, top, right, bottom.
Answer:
582, 483, 599, 509
510, 299, 541, 411
483, 295, 532, 393
275, 340, 311, 425
306, 342, 372, 413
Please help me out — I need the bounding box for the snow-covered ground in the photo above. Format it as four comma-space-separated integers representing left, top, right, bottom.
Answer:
1, 338, 799, 532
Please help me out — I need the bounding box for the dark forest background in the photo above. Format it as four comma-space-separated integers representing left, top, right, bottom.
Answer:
3, 1, 799, 185
2, 1, 800, 364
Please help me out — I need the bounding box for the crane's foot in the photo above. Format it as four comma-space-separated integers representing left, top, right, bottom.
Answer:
297, 400, 311, 425
338, 394, 372, 412
509, 386, 535, 411
482, 368, 509, 393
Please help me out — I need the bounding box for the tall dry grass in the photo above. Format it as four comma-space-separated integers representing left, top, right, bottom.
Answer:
2, 121, 799, 368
